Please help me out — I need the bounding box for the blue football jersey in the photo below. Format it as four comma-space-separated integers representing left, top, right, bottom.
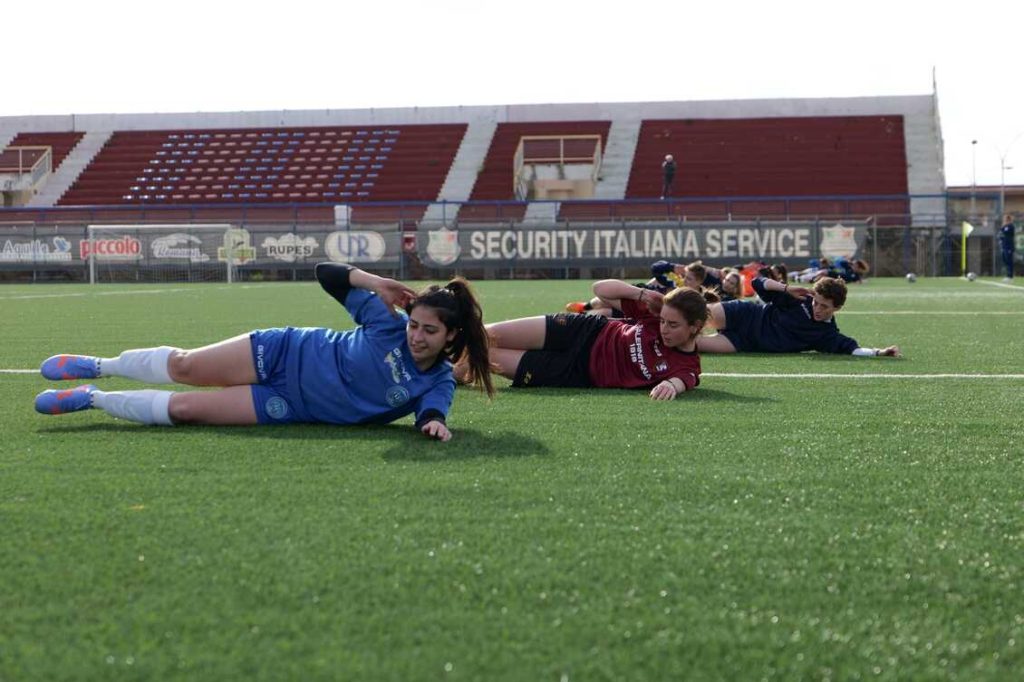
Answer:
282, 289, 455, 425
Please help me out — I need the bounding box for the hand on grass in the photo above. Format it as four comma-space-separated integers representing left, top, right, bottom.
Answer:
878, 345, 902, 358
421, 419, 452, 441
649, 380, 678, 401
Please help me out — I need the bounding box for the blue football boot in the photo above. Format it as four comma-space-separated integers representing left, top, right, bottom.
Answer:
40, 354, 100, 381
34, 384, 97, 415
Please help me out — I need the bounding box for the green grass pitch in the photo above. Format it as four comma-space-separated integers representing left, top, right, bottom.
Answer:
2, 277, 1023, 681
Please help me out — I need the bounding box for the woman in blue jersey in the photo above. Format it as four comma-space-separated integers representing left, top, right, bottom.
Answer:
697, 275, 901, 357
34, 264, 493, 441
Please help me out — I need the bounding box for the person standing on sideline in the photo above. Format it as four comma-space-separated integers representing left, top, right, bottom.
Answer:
661, 154, 676, 199
999, 214, 1016, 281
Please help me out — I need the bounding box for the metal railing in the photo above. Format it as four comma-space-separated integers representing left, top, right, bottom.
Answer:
0, 146, 53, 190
513, 135, 603, 200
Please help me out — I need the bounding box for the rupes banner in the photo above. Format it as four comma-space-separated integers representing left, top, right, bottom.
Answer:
418, 221, 866, 267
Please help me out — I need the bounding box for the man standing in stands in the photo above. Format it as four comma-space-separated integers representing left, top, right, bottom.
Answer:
998, 214, 1016, 282
661, 154, 676, 199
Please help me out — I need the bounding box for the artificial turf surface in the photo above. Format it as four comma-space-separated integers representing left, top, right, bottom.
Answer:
1, 277, 1023, 680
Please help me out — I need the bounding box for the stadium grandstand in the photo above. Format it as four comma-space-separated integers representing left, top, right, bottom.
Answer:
2, 95, 973, 281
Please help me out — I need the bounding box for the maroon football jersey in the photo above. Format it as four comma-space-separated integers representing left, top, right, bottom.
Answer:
587, 299, 701, 390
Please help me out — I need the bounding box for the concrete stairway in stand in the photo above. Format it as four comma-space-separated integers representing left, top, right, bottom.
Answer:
422, 120, 497, 226
592, 118, 641, 200
27, 131, 112, 207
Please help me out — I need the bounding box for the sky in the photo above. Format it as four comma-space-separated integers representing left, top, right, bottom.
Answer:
6, 0, 1023, 188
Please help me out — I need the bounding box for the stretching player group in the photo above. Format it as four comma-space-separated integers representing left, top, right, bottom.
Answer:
34, 256, 899, 441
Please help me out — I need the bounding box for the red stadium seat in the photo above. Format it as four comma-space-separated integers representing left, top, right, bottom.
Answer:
57, 124, 467, 212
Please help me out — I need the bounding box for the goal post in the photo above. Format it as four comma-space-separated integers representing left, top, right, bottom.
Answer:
85, 224, 246, 284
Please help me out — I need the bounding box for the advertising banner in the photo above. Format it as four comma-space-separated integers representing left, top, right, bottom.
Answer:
67, 224, 405, 267
417, 221, 867, 267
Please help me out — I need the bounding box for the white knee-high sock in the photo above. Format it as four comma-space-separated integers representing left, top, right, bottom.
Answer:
91, 390, 174, 425
100, 346, 175, 383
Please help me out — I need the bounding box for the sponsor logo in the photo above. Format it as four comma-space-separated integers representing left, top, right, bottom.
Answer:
655, 362, 668, 373
324, 231, 386, 263
628, 325, 652, 380
79, 236, 143, 261
384, 348, 412, 383
426, 227, 460, 266
451, 226, 817, 262
265, 396, 290, 420
217, 228, 256, 265
262, 233, 319, 262
151, 233, 210, 262
819, 224, 858, 259
0, 237, 72, 263
385, 385, 410, 407
383, 348, 412, 407
255, 344, 268, 381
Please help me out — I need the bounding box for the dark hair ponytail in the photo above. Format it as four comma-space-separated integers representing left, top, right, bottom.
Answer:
409, 278, 494, 398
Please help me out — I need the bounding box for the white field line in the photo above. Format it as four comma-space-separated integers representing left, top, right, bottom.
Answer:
5, 369, 1024, 380
840, 311, 1024, 315
0, 284, 284, 301
975, 279, 1024, 291
2, 289, 1021, 315
703, 372, 1024, 379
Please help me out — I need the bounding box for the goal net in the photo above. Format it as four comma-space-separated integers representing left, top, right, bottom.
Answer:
85, 224, 248, 284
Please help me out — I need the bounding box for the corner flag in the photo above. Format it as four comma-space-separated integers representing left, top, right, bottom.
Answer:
961, 221, 975, 274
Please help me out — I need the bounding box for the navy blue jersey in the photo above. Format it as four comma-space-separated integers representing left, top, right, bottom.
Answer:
650, 260, 679, 288
649, 260, 722, 291
1000, 222, 1016, 252
720, 277, 859, 354
830, 257, 862, 283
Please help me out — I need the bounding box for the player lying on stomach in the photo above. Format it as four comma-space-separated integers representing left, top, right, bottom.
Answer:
471, 280, 716, 400
34, 264, 492, 441
696, 275, 901, 357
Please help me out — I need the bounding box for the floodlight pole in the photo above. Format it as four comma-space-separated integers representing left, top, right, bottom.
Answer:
1000, 162, 1012, 220
970, 139, 977, 215
996, 132, 1024, 218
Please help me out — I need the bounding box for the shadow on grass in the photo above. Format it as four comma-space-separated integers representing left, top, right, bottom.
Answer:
802, 352, 908, 364
707, 351, 908, 365
493, 385, 767, 403
682, 387, 768, 403
35, 422, 550, 461
380, 428, 550, 462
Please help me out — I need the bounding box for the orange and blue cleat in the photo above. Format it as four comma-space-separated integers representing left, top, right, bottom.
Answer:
34, 384, 97, 415
565, 301, 588, 314
40, 354, 100, 381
